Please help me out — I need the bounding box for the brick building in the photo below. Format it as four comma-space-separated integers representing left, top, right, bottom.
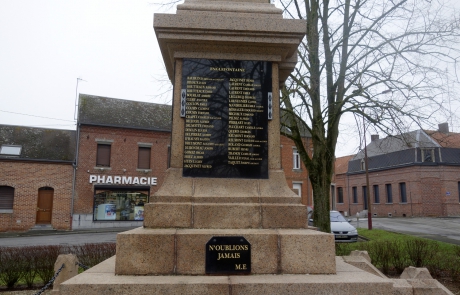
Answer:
72, 94, 172, 229
334, 124, 460, 217
0, 125, 75, 231
0, 94, 312, 232
281, 135, 313, 207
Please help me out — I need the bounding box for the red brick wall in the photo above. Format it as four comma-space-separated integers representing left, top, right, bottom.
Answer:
335, 165, 460, 217
0, 161, 73, 232
74, 125, 171, 215
280, 135, 312, 207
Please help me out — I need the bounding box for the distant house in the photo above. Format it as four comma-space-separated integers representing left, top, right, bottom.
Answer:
0, 125, 75, 231
334, 123, 460, 217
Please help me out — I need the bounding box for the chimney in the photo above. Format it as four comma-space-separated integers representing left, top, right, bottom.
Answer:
438, 123, 449, 134
371, 135, 379, 142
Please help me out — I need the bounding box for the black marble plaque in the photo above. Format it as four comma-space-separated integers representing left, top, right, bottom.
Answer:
182, 59, 271, 179
205, 236, 251, 275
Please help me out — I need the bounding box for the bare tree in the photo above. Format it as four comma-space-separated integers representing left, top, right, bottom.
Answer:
279, 0, 460, 232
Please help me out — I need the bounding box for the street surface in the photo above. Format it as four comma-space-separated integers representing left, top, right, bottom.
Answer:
351, 217, 460, 245
1, 217, 460, 247
0, 227, 136, 247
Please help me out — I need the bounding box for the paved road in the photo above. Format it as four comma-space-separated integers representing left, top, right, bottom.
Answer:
350, 217, 460, 245
1, 217, 460, 247
0, 227, 137, 247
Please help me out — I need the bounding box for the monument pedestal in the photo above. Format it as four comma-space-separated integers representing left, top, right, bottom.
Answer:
56, 1, 400, 294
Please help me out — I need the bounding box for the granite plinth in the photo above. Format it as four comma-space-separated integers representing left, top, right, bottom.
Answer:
115, 227, 335, 275
59, 256, 397, 295
144, 202, 309, 229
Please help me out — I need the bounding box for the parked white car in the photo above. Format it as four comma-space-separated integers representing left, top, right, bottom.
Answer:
330, 210, 358, 242
308, 209, 358, 243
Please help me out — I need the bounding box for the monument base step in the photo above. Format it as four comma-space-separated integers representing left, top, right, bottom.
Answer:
115, 227, 335, 275
59, 256, 399, 295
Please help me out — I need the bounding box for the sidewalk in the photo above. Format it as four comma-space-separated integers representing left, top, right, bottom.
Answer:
0, 226, 138, 238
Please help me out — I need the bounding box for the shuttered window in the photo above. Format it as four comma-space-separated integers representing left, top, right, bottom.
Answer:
138, 147, 151, 169
96, 144, 111, 167
0, 186, 14, 210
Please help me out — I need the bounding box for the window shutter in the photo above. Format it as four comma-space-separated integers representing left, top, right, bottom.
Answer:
0, 186, 14, 210
138, 147, 151, 169
97, 144, 111, 167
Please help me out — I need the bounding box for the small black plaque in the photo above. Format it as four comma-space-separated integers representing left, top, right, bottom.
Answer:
205, 236, 251, 275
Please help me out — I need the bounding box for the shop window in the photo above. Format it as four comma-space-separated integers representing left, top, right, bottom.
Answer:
93, 188, 149, 221
373, 185, 380, 204
293, 148, 300, 170
0, 145, 21, 156
96, 144, 111, 167
352, 187, 357, 203
400, 182, 407, 203
337, 187, 343, 203
138, 147, 151, 169
386, 184, 393, 203
362, 186, 368, 210
0, 186, 14, 210
292, 183, 302, 197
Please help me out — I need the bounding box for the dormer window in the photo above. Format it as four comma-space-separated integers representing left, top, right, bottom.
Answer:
360, 159, 365, 170
0, 145, 22, 156
421, 148, 434, 162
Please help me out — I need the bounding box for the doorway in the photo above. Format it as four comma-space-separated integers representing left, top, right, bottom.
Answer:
36, 187, 54, 224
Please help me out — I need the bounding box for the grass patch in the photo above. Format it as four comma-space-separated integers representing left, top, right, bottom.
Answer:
335, 228, 460, 280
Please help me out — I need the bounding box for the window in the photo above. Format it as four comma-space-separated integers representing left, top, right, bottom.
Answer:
373, 185, 380, 204
400, 182, 407, 203
0, 186, 14, 210
138, 147, 151, 169
386, 184, 393, 203
362, 186, 368, 210
352, 187, 358, 203
292, 183, 302, 197
421, 148, 434, 162
0, 145, 21, 156
93, 188, 149, 221
337, 187, 344, 203
458, 182, 460, 203
293, 149, 300, 169
360, 159, 365, 170
96, 144, 111, 167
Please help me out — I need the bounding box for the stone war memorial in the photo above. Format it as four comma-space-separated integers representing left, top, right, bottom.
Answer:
58, 1, 453, 294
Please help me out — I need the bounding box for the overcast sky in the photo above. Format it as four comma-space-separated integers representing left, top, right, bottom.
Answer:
1, 1, 459, 157
0, 0, 169, 130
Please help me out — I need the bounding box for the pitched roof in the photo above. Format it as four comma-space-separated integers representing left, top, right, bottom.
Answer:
0, 125, 76, 162
279, 109, 312, 138
334, 155, 354, 175
78, 94, 172, 131
425, 130, 460, 148
353, 130, 439, 160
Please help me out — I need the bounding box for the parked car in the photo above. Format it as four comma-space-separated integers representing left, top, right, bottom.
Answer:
308, 210, 358, 243
330, 210, 358, 242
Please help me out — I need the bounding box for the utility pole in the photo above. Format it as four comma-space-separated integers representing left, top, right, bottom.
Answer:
363, 115, 372, 230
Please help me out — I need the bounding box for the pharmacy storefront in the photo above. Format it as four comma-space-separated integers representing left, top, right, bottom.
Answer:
83, 175, 158, 225
90, 175, 157, 221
